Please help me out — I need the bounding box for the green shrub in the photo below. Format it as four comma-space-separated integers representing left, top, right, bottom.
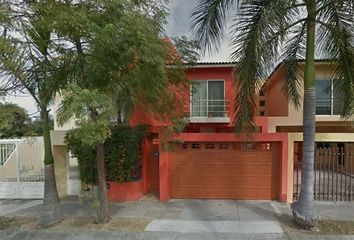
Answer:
66, 125, 147, 184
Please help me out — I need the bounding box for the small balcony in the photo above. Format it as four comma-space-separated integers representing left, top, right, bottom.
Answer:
316, 98, 344, 116
185, 99, 230, 123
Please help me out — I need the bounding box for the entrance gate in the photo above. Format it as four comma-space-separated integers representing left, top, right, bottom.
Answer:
0, 138, 44, 199
294, 142, 354, 201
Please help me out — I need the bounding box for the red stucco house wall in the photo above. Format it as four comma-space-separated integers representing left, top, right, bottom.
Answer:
125, 63, 289, 203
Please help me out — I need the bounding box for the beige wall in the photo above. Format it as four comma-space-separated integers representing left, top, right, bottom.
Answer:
51, 129, 70, 198
267, 64, 353, 133
50, 129, 71, 198
287, 133, 354, 203
51, 130, 67, 146
53, 146, 68, 198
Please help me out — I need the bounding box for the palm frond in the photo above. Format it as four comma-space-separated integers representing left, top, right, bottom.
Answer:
316, 0, 354, 119
190, 0, 239, 54
229, 0, 301, 132
280, 22, 306, 109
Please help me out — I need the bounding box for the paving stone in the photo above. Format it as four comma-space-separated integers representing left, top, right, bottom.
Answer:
236, 201, 278, 221
179, 200, 238, 220
146, 220, 284, 234
144, 209, 165, 219
1, 200, 42, 217
113, 207, 146, 218
162, 210, 182, 219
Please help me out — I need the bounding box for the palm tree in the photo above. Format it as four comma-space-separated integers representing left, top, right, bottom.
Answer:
191, 0, 354, 229
0, 3, 67, 226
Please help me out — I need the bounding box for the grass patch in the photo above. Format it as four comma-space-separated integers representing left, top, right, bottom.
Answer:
0, 217, 40, 230
280, 215, 354, 235
0, 216, 150, 232
315, 220, 354, 235
51, 217, 150, 232
0, 218, 16, 230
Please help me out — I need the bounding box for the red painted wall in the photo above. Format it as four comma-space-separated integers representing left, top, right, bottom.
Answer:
128, 65, 290, 203
130, 66, 273, 132
107, 181, 145, 201
266, 68, 289, 116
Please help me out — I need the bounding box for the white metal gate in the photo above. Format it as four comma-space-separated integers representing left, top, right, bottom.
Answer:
0, 138, 44, 199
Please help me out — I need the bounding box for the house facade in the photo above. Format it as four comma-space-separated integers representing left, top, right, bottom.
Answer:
51, 60, 354, 203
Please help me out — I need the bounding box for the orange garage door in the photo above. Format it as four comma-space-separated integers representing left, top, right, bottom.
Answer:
170, 142, 280, 200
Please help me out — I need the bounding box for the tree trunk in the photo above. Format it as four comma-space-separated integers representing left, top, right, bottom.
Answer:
40, 106, 63, 226
96, 143, 111, 223
291, 1, 317, 229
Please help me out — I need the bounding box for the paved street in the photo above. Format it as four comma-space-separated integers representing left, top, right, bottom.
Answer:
1, 197, 354, 239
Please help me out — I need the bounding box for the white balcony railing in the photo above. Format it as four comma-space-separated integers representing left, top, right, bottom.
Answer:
186, 99, 230, 123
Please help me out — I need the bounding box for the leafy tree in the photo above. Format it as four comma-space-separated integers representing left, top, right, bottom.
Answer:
65, 125, 147, 185
0, 102, 53, 138
56, 0, 197, 223
191, 0, 353, 228
27, 116, 54, 137
0, 1, 71, 226
0, 102, 30, 138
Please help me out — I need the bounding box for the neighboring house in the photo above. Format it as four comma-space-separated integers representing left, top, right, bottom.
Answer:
51, 60, 354, 203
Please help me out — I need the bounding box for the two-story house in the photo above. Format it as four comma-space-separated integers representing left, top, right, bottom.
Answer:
50, 60, 354, 203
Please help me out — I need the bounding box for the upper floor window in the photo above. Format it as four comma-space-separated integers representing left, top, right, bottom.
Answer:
191, 80, 225, 117
315, 79, 343, 116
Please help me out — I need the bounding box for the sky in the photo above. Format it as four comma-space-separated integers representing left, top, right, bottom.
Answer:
2, 0, 232, 115
165, 0, 232, 62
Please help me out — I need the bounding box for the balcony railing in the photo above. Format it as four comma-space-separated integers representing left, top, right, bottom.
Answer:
316, 98, 344, 115
185, 99, 230, 122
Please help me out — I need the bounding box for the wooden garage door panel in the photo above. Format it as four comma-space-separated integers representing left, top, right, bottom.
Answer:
244, 188, 273, 199
242, 176, 272, 187
173, 187, 273, 199
171, 163, 246, 175
173, 187, 245, 199
174, 176, 272, 189
173, 176, 245, 187
171, 156, 245, 164
170, 142, 280, 200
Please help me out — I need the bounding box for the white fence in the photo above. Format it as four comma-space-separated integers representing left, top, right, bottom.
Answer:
0, 137, 44, 199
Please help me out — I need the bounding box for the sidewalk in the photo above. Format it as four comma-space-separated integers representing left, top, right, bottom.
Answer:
1, 197, 354, 240
1, 197, 280, 221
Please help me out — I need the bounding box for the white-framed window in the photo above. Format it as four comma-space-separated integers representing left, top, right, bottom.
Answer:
315, 79, 343, 116
190, 80, 225, 118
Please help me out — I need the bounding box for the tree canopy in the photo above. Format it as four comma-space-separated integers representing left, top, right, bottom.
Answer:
53, 0, 199, 223
56, 0, 199, 144
0, 102, 53, 138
